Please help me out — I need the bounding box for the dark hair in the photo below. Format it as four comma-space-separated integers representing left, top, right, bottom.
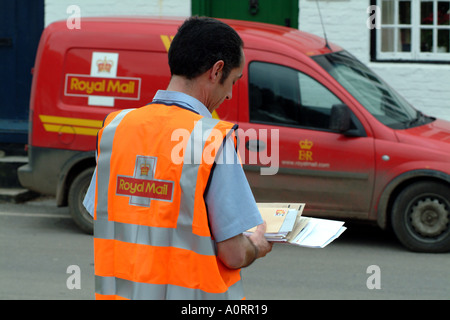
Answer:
168, 16, 243, 84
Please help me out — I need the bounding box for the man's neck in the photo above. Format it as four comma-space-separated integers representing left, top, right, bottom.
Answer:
167, 75, 212, 112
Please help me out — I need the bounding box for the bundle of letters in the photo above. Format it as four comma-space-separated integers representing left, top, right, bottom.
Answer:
245, 203, 347, 248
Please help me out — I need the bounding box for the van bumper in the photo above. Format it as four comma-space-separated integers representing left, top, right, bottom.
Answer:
17, 162, 34, 191
18, 146, 87, 197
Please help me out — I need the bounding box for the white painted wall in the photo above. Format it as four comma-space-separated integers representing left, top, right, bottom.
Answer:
300, 0, 450, 121
44, 0, 191, 26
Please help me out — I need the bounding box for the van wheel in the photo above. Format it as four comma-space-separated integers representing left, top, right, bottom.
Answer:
391, 181, 450, 253
68, 168, 94, 234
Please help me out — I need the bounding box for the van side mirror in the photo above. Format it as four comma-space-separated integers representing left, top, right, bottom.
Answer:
330, 104, 351, 133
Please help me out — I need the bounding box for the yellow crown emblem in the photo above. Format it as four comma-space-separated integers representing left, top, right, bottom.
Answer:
140, 162, 150, 176
299, 139, 313, 150
96, 56, 113, 73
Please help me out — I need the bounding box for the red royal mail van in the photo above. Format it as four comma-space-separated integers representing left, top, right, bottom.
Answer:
18, 17, 450, 252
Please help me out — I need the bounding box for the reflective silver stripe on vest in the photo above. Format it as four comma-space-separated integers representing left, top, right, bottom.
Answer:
95, 220, 215, 255
95, 274, 244, 300
96, 109, 134, 222
94, 110, 243, 299
177, 118, 219, 227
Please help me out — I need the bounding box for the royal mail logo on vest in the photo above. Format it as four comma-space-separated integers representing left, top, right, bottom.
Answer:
64, 52, 141, 107
116, 156, 174, 207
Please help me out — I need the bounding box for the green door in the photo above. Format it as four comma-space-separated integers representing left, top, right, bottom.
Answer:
192, 0, 299, 28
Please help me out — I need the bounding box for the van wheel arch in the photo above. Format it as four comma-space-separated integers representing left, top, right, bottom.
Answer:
377, 170, 450, 231
390, 180, 450, 252
377, 171, 450, 252
68, 167, 95, 234
56, 153, 96, 207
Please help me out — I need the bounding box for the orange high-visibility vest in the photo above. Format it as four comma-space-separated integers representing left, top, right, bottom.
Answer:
93, 103, 244, 300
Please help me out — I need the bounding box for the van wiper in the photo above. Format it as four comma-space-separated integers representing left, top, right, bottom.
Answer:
404, 111, 431, 128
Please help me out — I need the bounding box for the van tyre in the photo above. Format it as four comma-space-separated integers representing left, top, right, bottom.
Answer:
391, 181, 450, 253
68, 168, 94, 234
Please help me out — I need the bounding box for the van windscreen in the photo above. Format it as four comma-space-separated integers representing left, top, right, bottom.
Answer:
312, 51, 433, 129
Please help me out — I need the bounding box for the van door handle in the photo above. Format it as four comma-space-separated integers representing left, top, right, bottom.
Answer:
245, 140, 266, 152
0, 38, 12, 47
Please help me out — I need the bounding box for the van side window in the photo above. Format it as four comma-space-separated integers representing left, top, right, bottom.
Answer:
249, 61, 343, 130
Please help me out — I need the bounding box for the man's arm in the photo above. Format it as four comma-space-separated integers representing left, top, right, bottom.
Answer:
217, 222, 273, 269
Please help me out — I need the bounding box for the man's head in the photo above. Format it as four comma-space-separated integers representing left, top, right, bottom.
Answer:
169, 16, 243, 84
167, 17, 244, 112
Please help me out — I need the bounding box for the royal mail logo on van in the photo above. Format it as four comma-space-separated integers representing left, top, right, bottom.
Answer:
65, 74, 141, 100
96, 56, 114, 73
116, 156, 174, 207
62, 52, 142, 107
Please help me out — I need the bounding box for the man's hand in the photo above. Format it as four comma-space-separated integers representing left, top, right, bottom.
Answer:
248, 221, 273, 259
217, 221, 273, 269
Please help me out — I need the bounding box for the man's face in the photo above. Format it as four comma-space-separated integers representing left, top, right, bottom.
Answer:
209, 52, 245, 112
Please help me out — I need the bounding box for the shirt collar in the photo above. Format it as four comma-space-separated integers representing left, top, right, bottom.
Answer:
152, 90, 212, 118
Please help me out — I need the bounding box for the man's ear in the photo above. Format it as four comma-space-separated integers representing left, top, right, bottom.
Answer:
210, 60, 225, 83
